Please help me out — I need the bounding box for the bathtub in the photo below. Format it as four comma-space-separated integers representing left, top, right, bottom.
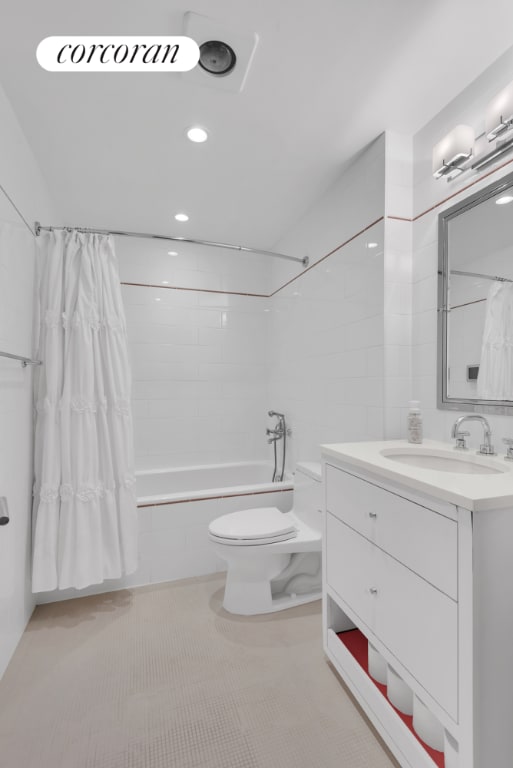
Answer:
136, 461, 294, 506
132, 461, 294, 587
37, 462, 294, 603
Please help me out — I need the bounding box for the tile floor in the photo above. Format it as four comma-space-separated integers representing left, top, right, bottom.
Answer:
0, 574, 398, 768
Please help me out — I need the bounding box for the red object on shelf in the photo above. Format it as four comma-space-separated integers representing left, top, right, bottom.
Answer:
337, 629, 445, 768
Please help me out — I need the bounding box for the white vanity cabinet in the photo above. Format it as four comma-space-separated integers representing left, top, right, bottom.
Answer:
322, 443, 513, 768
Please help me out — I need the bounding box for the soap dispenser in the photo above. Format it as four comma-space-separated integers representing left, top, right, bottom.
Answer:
407, 401, 423, 444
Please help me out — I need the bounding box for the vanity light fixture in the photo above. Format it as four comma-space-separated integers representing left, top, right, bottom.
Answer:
432, 124, 475, 180
495, 194, 513, 205
485, 81, 513, 141
472, 134, 513, 172
174, 213, 189, 222
186, 126, 208, 143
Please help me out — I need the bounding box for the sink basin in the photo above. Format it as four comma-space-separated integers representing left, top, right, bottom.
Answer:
380, 447, 507, 475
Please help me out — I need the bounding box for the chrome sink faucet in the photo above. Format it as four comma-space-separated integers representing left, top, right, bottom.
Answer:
451, 415, 495, 455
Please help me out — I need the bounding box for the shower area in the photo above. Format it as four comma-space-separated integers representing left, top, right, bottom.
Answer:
120, 234, 295, 590
33, 229, 298, 600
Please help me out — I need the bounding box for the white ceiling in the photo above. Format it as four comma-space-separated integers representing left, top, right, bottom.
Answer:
2, 0, 513, 248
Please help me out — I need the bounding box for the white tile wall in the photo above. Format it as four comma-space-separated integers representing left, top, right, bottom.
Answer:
383, 133, 413, 439
0, 81, 59, 677
0, 215, 35, 678
117, 236, 271, 296
412, 47, 513, 446
120, 266, 271, 469
268, 135, 387, 467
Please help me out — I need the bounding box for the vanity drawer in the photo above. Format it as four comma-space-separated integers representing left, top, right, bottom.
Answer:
326, 514, 458, 719
326, 512, 376, 631
326, 464, 457, 599
376, 541, 458, 719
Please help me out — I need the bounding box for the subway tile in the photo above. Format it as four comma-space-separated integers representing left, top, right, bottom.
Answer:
412, 241, 438, 283
197, 362, 264, 383
384, 282, 411, 315
366, 407, 385, 440
412, 342, 437, 378
384, 345, 411, 379
121, 284, 199, 307
412, 308, 437, 346
386, 314, 411, 346
126, 322, 198, 345
412, 375, 437, 410
412, 213, 437, 253
384, 376, 412, 408
412, 275, 438, 312
384, 407, 403, 439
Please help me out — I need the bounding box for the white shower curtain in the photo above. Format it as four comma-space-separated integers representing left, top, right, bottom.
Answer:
477, 280, 513, 401
32, 230, 138, 592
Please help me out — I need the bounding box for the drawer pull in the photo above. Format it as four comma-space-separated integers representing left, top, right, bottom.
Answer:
369, 512, 377, 519
369, 587, 378, 595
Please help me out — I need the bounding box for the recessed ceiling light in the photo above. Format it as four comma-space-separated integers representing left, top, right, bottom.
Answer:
167, 250, 178, 256
175, 213, 189, 222
366, 242, 378, 249
162, 281, 169, 285
495, 195, 513, 205
155, 297, 161, 302
187, 126, 208, 143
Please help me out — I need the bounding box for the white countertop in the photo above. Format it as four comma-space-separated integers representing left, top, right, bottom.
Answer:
321, 439, 513, 512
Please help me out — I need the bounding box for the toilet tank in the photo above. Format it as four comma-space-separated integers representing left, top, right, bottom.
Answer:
293, 462, 323, 533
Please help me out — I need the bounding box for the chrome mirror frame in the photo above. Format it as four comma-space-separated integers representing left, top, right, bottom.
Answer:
437, 168, 513, 415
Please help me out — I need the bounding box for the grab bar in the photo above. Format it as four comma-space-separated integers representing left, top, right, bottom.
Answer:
0, 349, 42, 368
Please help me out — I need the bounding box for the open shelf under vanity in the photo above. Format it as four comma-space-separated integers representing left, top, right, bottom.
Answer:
332, 626, 445, 768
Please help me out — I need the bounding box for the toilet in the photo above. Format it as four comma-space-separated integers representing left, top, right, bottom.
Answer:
209, 462, 323, 615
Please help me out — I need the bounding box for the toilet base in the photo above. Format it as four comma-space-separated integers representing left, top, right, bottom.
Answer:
223, 573, 321, 615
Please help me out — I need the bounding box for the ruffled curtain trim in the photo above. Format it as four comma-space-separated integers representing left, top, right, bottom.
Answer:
36, 396, 131, 415
35, 476, 136, 503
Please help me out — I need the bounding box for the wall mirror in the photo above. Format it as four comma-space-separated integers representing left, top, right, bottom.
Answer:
438, 169, 513, 414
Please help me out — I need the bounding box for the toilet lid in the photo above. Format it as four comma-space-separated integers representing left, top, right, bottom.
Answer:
209, 530, 297, 546
208, 507, 297, 541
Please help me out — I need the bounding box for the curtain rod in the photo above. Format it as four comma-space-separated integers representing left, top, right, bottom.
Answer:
0, 349, 41, 368
34, 222, 309, 267
451, 269, 513, 284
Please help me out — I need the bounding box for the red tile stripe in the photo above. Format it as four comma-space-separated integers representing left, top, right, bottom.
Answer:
120, 217, 385, 299
269, 216, 385, 297
121, 281, 267, 298
137, 486, 292, 508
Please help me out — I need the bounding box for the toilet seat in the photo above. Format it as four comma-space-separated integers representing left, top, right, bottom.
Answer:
208, 507, 297, 546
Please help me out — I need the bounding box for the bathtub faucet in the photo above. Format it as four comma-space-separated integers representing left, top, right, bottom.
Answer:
267, 411, 288, 482
267, 411, 285, 442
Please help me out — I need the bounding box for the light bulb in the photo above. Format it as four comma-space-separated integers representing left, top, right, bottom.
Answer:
187, 126, 208, 143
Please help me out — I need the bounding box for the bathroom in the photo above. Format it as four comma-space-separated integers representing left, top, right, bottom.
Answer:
2, 1, 513, 766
